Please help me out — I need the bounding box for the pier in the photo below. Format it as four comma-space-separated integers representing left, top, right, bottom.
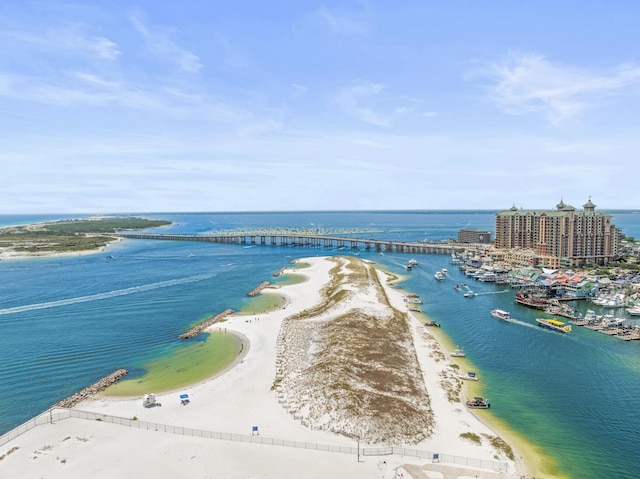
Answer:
108, 233, 461, 255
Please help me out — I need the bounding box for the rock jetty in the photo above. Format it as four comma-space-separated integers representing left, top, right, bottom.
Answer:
247, 281, 270, 296
179, 308, 234, 339
54, 369, 128, 408
273, 267, 286, 277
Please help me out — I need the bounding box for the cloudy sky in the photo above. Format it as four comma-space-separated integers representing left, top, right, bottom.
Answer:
2, 1, 639, 213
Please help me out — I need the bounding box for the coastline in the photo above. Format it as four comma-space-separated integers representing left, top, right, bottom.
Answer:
2, 256, 531, 478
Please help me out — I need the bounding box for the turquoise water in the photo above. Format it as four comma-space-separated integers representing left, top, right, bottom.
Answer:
1, 211, 639, 479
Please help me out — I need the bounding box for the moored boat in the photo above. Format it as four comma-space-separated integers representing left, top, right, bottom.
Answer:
458, 371, 479, 381
626, 305, 640, 316
450, 346, 465, 357
536, 318, 572, 333
490, 309, 511, 320
466, 397, 490, 409
515, 291, 548, 310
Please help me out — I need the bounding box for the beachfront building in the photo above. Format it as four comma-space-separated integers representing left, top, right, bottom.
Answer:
457, 228, 493, 244
494, 198, 621, 268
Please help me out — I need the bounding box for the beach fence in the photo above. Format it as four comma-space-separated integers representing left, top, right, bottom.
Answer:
1, 408, 510, 474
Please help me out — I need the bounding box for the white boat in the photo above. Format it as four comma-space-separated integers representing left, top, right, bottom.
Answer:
602, 315, 625, 327
464, 291, 476, 298
434, 271, 445, 281
458, 371, 479, 381
475, 271, 497, 282
626, 305, 640, 316
409, 259, 418, 266
450, 346, 465, 357
441, 268, 448, 275
490, 309, 511, 320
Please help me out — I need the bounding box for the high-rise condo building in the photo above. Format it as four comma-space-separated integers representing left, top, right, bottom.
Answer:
494, 198, 620, 268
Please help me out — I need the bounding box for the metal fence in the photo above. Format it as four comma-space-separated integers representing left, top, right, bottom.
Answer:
1, 408, 510, 473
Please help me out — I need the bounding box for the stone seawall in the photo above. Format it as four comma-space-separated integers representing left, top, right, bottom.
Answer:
247, 281, 270, 297
273, 267, 286, 277
54, 369, 129, 408
179, 309, 234, 339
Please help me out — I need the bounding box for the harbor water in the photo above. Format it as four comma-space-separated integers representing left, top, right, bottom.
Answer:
1, 211, 640, 479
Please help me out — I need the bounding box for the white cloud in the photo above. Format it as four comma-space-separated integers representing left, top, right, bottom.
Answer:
2, 22, 120, 60
313, 4, 370, 35
334, 82, 390, 126
334, 81, 415, 126
477, 52, 640, 125
130, 15, 202, 73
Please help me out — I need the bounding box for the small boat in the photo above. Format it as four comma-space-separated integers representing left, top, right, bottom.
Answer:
453, 284, 461, 291
466, 397, 490, 409
536, 318, 572, 333
490, 309, 511, 320
458, 371, 479, 381
464, 291, 476, 298
406, 264, 413, 271
409, 259, 418, 266
424, 320, 441, 327
441, 268, 448, 275
450, 346, 465, 357
626, 305, 640, 316
434, 271, 445, 281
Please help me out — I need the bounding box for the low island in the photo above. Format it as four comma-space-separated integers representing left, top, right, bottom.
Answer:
0, 217, 170, 259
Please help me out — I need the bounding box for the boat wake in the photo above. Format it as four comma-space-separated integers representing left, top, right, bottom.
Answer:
0, 274, 215, 316
500, 316, 539, 330
473, 290, 510, 296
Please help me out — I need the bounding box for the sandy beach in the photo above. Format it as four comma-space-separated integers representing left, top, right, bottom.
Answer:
0, 256, 527, 478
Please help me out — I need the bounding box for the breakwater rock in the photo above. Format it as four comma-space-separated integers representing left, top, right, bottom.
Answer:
273, 267, 286, 277
179, 309, 234, 339
248, 281, 270, 296
54, 369, 128, 408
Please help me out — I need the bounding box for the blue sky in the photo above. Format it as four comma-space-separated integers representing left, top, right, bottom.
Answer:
2, 1, 639, 213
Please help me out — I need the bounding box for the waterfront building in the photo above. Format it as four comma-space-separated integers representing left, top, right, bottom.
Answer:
494, 198, 620, 268
457, 228, 493, 244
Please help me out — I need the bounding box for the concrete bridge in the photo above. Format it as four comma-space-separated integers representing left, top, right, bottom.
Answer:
109, 232, 464, 255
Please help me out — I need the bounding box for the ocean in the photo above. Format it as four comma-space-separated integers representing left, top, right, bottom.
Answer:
1, 210, 639, 479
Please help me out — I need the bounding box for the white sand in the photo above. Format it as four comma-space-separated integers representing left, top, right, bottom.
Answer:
0, 257, 522, 478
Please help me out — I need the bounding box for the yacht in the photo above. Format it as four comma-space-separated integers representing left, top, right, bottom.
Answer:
626, 305, 640, 316
464, 291, 476, 298
490, 309, 511, 320
434, 271, 445, 281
